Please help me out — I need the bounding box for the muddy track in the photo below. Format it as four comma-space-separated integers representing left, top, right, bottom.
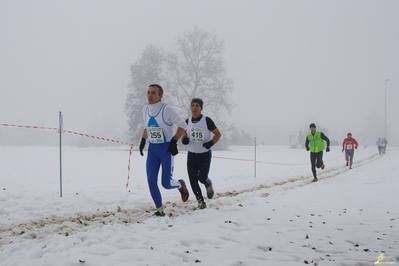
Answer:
0, 153, 380, 246
206, 153, 381, 207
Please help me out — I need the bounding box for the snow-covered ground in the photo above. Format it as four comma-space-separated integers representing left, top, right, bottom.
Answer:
0, 144, 398, 265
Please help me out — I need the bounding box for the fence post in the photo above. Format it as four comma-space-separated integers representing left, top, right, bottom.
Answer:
254, 137, 257, 177
59, 111, 63, 197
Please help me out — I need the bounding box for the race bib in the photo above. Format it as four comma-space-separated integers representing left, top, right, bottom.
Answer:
190, 127, 205, 142
148, 127, 165, 143
347, 144, 353, 149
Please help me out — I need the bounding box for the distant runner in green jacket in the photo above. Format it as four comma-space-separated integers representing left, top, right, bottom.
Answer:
305, 123, 330, 182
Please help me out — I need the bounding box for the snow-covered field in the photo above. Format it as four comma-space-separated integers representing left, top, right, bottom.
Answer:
1, 144, 398, 265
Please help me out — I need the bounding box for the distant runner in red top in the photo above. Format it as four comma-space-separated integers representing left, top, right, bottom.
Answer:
342, 133, 359, 169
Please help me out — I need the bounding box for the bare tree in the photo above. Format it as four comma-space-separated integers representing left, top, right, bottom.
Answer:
124, 45, 165, 143
164, 27, 234, 129
125, 28, 235, 144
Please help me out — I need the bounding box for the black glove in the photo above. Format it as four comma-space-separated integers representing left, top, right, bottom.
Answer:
139, 138, 146, 156
182, 137, 190, 145
306, 147, 310, 151
342, 149, 344, 152
355, 146, 357, 149
326, 147, 330, 152
203, 140, 214, 149
167, 137, 178, 156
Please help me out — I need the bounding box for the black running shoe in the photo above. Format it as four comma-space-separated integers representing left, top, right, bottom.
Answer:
206, 180, 214, 199
198, 202, 206, 209
153, 210, 165, 217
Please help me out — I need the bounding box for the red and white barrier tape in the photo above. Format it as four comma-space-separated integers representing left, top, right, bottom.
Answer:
2, 123, 340, 186
126, 145, 134, 190
63, 130, 132, 145
2, 123, 58, 131
179, 150, 305, 164
2, 123, 133, 145
2, 123, 135, 188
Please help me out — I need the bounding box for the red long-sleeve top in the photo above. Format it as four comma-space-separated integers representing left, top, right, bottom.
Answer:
342, 138, 359, 152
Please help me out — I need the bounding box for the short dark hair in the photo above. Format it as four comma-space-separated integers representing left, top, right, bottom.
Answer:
148, 84, 163, 95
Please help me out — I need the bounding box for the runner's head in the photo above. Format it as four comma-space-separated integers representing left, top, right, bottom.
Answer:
190, 98, 203, 118
147, 84, 163, 104
191, 98, 203, 110
309, 123, 316, 134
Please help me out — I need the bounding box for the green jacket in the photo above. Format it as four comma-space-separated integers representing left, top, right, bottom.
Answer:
307, 131, 325, 152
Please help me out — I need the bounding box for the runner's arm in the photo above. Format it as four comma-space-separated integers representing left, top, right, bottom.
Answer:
321, 132, 330, 147
142, 129, 147, 140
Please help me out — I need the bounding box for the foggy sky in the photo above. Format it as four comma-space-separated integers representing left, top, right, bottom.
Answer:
1, 0, 398, 145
